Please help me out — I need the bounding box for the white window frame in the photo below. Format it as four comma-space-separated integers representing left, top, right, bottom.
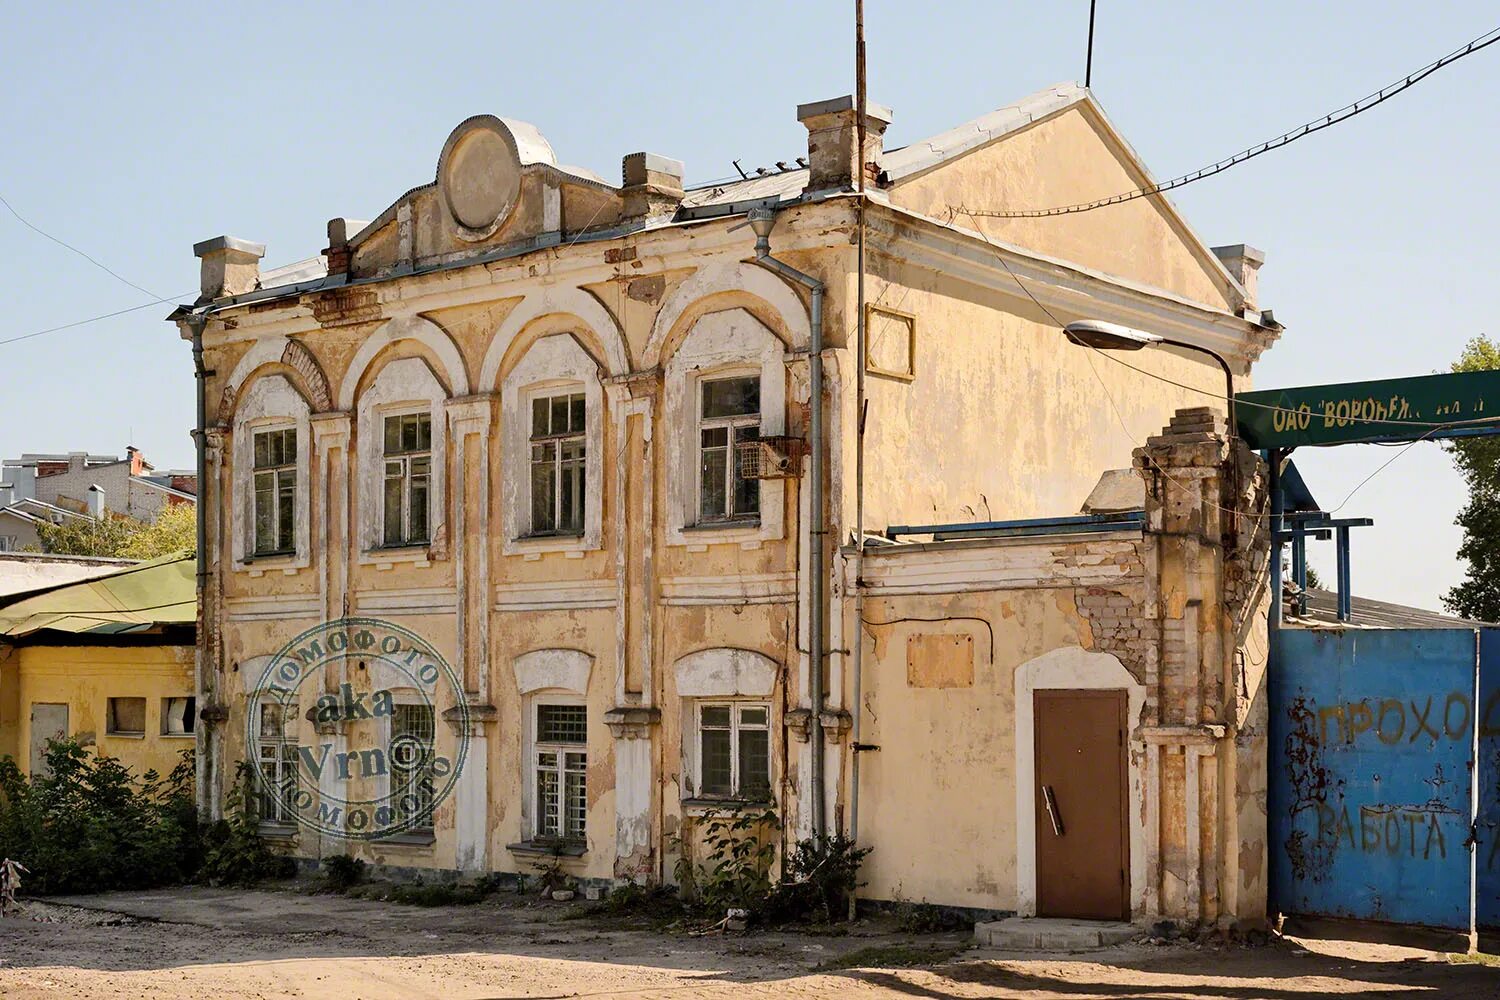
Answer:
378, 690, 437, 837
255, 698, 300, 828
664, 308, 787, 548
523, 693, 588, 846
380, 411, 433, 547
231, 375, 311, 573
501, 334, 604, 556
527, 388, 587, 536
251, 426, 298, 557
356, 357, 448, 564
689, 700, 773, 802
695, 374, 762, 523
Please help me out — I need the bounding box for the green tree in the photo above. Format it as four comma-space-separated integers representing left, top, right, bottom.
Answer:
34, 513, 136, 557
118, 503, 197, 560
33, 503, 196, 560
1443, 335, 1500, 621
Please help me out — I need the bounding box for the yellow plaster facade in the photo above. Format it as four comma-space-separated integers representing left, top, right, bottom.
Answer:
0, 643, 196, 779
180, 85, 1278, 923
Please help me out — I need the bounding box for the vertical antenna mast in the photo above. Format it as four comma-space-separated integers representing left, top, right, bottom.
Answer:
1086, 0, 1097, 88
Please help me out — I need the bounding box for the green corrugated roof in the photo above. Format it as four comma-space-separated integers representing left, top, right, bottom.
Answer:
0, 552, 195, 637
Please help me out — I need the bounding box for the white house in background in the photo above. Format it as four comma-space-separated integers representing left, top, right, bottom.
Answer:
0, 499, 85, 553
1, 447, 197, 527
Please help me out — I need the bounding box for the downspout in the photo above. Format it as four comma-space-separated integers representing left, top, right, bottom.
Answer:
747, 206, 826, 839
188, 313, 212, 820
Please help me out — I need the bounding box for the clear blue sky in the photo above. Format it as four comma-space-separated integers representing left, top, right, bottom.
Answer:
2, 2, 1496, 609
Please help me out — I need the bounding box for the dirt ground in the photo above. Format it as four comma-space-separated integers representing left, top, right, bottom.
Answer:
0, 886, 1497, 999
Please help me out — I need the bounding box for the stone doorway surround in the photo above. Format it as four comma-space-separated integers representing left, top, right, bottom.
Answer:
1013, 646, 1146, 919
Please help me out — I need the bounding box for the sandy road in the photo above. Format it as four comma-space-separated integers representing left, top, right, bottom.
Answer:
0, 887, 1495, 999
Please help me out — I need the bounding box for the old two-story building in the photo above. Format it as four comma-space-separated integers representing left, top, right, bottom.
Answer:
175, 82, 1279, 927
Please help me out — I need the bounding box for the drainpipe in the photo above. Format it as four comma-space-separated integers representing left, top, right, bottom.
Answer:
747, 206, 827, 840
188, 313, 212, 819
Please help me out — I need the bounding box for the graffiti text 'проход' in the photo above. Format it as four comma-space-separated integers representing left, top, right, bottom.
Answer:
1314, 690, 1500, 747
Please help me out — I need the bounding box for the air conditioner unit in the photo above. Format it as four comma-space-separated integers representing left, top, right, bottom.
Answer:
736, 436, 806, 480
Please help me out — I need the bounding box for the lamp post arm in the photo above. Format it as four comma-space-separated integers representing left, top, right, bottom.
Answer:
1159, 336, 1236, 438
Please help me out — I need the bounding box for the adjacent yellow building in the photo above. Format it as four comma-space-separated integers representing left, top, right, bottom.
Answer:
175, 83, 1279, 926
0, 555, 196, 780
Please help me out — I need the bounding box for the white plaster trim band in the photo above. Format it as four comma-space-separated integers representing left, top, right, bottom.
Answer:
1013, 646, 1147, 920
513, 648, 594, 695
674, 648, 779, 699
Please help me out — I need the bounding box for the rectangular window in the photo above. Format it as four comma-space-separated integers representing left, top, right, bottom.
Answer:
256, 701, 299, 826
529, 391, 586, 535
106, 697, 146, 736
382, 413, 432, 546
390, 703, 435, 831
252, 428, 297, 555
161, 696, 196, 735
696, 702, 770, 800
534, 703, 587, 842
698, 375, 760, 522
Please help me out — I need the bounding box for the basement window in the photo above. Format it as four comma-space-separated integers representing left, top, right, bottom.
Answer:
106, 697, 146, 737
161, 696, 196, 736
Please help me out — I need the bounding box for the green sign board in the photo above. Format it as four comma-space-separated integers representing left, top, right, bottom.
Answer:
1235, 369, 1500, 449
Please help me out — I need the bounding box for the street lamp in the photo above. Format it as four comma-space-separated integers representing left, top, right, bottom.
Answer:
1062, 320, 1236, 437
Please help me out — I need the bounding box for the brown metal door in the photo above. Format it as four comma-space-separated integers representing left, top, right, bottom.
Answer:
1034, 689, 1127, 920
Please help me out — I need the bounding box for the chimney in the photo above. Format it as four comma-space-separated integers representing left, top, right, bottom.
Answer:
324, 218, 366, 278
194, 235, 266, 303
68, 452, 88, 474
126, 446, 145, 476
797, 95, 892, 192
0, 484, 12, 508
621, 153, 685, 222
87, 484, 105, 520
1212, 244, 1266, 311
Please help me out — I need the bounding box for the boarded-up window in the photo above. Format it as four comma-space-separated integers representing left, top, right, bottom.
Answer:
107, 697, 147, 735
906, 633, 974, 688
865, 305, 916, 381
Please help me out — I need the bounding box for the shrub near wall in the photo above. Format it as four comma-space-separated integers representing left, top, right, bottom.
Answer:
0, 739, 201, 894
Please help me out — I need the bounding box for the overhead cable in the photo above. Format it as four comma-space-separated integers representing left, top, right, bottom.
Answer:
952, 24, 1500, 219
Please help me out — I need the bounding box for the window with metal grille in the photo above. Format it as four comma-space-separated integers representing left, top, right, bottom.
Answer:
382, 413, 431, 546
534, 703, 587, 842
529, 391, 586, 536
256, 700, 299, 826
696, 703, 771, 800
698, 375, 760, 522
252, 427, 297, 555
390, 702, 435, 831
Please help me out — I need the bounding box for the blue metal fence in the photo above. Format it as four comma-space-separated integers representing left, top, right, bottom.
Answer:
1479, 628, 1500, 930
1270, 628, 1479, 930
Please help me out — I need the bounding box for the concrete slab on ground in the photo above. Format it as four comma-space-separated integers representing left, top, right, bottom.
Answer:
976, 916, 1137, 950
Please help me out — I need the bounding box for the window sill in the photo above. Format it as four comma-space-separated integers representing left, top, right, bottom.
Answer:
377, 830, 436, 847
684, 519, 761, 532
504, 530, 597, 560
258, 824, 298, 841
105, 732, 146, 740
506, 840, 586, 858
246, 550, 296, 562
682, 797, 775, 813
359, 544, 433, 569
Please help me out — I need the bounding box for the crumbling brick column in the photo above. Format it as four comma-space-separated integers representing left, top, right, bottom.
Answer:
1135, 407, 1271, 929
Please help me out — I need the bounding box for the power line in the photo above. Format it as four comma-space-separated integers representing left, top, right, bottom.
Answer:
0, 293, 191, 348
953, 24, 1500, 220
0, 191, 163, 298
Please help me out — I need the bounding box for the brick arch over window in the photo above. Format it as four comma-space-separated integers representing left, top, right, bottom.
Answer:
337, 315, 470, 411
219, 336, 332, 420
478, 286, 629, 386
643, 259, 809, 370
